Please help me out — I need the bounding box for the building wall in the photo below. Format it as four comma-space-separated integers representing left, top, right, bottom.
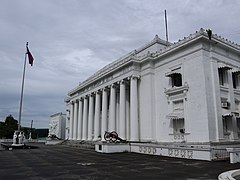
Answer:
139, 60, 156, 141
65, 29, 240, 144
153, 42, 211, 142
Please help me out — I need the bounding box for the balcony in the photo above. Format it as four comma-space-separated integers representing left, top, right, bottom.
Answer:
164, 82, 189, 100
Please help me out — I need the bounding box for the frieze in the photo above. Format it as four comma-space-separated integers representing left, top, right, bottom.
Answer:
77, 65, 133, 96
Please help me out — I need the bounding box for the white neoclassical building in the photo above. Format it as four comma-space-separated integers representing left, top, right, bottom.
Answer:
65, 28, 240, 160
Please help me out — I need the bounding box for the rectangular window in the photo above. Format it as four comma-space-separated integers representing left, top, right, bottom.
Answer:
218, 68, 230, 86
218, 69, 225, 86
237, 118, 240, 138
171, 73, 182, 87
222, 116, 232, 140
173, 118, 184, 133
223, 118, 228, 133
236, 100, 240, 111
166, 67, 183, 88
232, 72, 240, 89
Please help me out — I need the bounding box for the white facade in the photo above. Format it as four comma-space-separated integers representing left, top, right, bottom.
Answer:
65, 28, 240, 145
49, 112, 66, 139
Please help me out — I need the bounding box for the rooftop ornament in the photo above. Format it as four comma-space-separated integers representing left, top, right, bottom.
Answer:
206, 29, 212, 40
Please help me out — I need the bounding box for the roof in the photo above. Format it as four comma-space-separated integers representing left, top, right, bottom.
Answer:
67, 28, 240, 98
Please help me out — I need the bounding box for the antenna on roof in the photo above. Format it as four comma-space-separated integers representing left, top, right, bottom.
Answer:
164, 9, 169, 42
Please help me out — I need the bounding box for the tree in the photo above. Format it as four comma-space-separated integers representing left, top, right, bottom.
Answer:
0, 115, 18, 138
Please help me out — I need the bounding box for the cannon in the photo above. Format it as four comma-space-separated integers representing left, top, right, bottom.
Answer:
104, 131, 127, 143
48, 134, 62, 140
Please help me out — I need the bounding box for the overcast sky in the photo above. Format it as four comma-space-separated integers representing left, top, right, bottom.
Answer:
0, 0, 240, 129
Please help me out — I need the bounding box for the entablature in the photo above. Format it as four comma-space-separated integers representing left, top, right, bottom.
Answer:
68, 60, 140, 96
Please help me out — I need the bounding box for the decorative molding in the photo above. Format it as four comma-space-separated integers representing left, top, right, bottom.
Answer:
111, 83, 117, 89
164, 82, 189, 100
131, 75, 141, 80
120, 79, 126, 85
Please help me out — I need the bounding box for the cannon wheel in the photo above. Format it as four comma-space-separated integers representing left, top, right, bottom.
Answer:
104, 131, 111, 141
110, 131, 118, 142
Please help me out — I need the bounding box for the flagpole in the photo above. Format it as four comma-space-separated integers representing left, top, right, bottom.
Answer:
164, 9, 169, 42
18, 42, 28, 131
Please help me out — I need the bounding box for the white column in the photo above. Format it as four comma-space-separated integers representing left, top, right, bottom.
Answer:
119, 80, 126, 139
73, 100, 78, 140
116, 91, 120, 133
130, 76, 139, 141
77, 98, 83, 140
126, 87, 130, 140
101, 88, 108, 141
109, 84, 116, 132
88, 94, 94, 140
82, 96, 88, 140
69, 101, 74, 140
94, 91, 101, 140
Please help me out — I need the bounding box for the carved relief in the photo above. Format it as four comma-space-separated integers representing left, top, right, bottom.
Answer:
49, 120, 59, 136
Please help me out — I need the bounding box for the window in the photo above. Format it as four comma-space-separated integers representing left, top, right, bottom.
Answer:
237, 118, 240, 132
172, 100, 184, 133
172, 73, 182, 87
218, 66, 231, 86
232, 72, 240, 89
218, 68, 227, 86
223, 118, 228, 133
173, 118, 185, 133
235, 100, 240, 111
237, 118, 240, 138
222, 116, 232, 138
165, 67, 183, 88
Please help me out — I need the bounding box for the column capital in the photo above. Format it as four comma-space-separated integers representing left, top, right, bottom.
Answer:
131, 75, 140, 80
96, 90, 102, 95
111, 83, 117, 88
71, 100, 77, 104
102, 87, 109, 92
90, 93, 95, 97
119, 79, 126, 85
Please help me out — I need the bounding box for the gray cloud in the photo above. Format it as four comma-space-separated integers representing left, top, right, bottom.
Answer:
0, 0, 240, 128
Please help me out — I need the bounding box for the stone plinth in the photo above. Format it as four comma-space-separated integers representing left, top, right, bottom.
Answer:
95, 142, 130, 153
227, 148, 240, 164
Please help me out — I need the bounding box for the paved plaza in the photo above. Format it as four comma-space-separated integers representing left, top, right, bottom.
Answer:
0, 143, 240, 179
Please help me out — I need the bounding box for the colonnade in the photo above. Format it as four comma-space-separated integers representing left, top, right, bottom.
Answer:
68, 76, 139, 141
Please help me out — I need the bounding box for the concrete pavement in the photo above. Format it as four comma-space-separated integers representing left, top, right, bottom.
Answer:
0, 143, 239, 179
